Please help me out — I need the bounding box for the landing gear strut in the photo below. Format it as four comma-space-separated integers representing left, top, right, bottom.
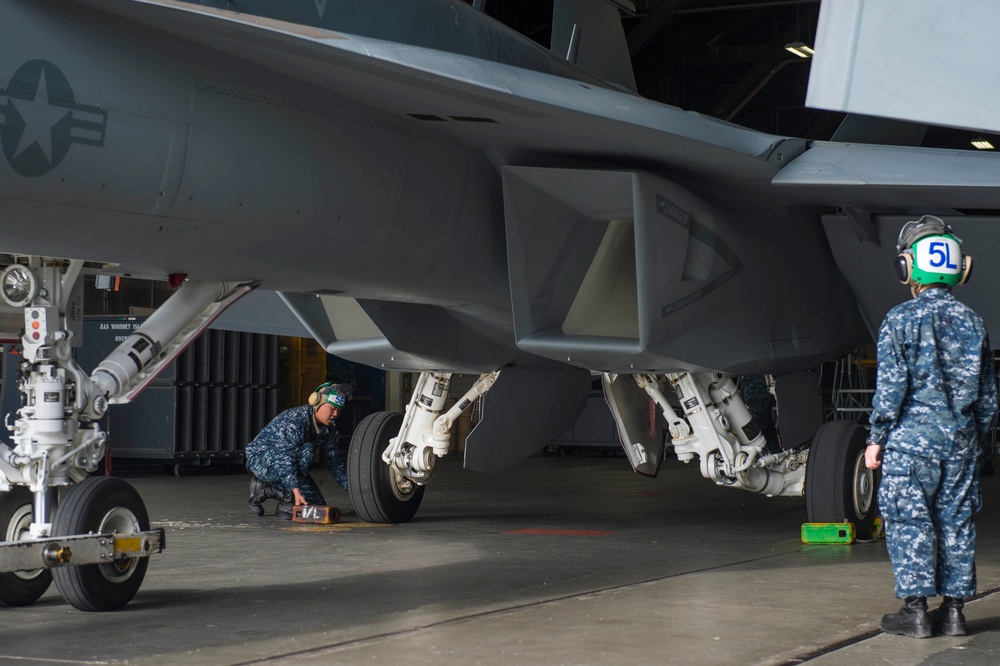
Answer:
0, 257, 253, 610
0, 487, 52, 606
349, 371, 498, 523
606, 372, 807, 497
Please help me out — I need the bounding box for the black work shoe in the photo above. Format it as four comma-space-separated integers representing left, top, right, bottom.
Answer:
248, 476, 268, 517
274, 493, 294, 521
929, 596, 966, 636
880, 597, 932, 639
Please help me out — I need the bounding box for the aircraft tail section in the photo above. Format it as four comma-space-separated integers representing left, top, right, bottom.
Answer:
551, 0, 637, 92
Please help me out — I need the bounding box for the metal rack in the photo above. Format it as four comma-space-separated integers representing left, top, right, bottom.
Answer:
75, 318, 282, 474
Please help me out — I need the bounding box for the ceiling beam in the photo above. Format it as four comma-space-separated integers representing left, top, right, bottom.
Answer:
627, 0, 685, 57
710, 23, 799, 120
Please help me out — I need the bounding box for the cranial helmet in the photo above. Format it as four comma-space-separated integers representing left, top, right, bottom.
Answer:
308, 382, 352, 409
894, 215, 973, 287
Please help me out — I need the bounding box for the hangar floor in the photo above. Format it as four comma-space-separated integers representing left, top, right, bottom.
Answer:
3, 453, 1000, 666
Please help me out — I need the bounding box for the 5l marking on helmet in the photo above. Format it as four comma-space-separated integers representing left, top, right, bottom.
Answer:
917, 237, 960, 273
0, 60, 107, 177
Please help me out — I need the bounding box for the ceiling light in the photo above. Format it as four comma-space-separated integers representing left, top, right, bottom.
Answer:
785, 42, 815, 59
972, 138, 994, 150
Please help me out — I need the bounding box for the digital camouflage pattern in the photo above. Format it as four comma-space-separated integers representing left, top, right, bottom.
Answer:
879, 449, 981, 598
869, 288, 997, 460
245, 404, 349, 505
870, 287, 998, 600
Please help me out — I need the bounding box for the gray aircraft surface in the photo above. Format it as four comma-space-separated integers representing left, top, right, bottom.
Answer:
1, 0, 998, 611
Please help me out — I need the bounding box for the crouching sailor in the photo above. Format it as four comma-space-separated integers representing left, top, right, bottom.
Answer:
245, 382, 351, 519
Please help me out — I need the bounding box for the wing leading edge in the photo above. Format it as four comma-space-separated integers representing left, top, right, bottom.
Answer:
65, 0, 792, 187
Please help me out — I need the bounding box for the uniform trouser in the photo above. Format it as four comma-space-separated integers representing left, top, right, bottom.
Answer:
246, 448, 327, 506
877, 449, 981, 599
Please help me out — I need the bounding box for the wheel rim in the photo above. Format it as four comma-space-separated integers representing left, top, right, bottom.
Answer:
851, 450, 875, 519
97, 506, 141, 582
6, 504, 45, 582
388, 466, 416, 503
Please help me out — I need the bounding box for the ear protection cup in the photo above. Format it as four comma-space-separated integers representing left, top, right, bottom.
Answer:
960, 254, 973, 285
308, 382, 333, 407
895, 252, 914, 285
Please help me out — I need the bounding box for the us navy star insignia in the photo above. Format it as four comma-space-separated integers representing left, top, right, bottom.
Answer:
0, 59, 108, 177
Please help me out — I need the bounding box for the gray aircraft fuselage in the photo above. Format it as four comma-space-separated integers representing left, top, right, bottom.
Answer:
1, 0, 875, 377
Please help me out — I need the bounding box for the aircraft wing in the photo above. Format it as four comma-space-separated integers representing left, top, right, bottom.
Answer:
67, 0, 794, 188
772, 142, 1000, 209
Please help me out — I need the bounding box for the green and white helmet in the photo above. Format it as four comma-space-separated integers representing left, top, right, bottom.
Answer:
309, 382, 352, 409
895, 215, 970, 287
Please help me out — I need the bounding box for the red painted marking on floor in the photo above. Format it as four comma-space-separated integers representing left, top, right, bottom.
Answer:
506, 528, 616, 537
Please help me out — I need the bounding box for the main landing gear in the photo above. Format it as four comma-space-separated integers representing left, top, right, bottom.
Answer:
348, 371, 498, 523
603, 372, 879, 532
0, 257, 253, 610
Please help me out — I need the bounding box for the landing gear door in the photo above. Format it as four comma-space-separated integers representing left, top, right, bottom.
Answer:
603, 374, 663, 477
774, 370, 824, 449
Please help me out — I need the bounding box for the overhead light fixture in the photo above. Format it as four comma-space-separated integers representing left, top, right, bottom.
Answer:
972, 138, 994, 150
785, 42, 815, 59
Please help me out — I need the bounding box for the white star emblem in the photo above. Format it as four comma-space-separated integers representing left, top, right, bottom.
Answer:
10, 67, 70, 164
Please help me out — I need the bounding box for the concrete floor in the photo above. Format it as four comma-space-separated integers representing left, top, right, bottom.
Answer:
2, 452, 1000, 666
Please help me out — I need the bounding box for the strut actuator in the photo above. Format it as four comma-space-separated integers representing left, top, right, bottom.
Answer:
0, 258, 253, 610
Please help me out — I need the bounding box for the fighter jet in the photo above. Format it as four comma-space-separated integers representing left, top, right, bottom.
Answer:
1, 0, 998, 611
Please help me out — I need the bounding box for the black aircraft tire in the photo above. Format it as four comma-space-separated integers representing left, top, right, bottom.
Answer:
805, 420, 880, 537
0, 486, 53, 606
348, 411, 424, 524
51, 477, 150, 612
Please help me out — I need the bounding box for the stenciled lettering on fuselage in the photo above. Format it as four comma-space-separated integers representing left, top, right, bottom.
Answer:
0, 60, 107, 178
656, 193, 744, 317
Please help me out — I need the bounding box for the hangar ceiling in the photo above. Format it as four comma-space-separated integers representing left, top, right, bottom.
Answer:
482, 0, 1000, 151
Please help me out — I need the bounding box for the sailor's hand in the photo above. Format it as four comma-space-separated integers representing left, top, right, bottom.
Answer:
864, 443, 883, 470
292, 488, 307, 506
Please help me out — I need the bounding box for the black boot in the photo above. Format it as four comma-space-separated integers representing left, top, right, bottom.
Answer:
248, 476, 268, 517
274, 493, 294, 521
929, 596, 966, 636
881, 596, 931, 638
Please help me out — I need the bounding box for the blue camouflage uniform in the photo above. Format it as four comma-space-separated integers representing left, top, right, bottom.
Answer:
869, 287, 998, 600
245, 405, 349, 505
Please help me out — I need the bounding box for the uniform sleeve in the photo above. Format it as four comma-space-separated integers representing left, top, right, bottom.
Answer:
323, 430, 349, 492
975, 338, 999, 442
272, 414, 308, 492
868, 319, 908, 448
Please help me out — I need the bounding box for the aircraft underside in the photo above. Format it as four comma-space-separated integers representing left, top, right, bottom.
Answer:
2, 0, 975, 610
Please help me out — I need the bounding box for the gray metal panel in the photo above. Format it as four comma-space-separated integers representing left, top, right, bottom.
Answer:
463, 367, 593, 473
504, 166, 868, 375
823, 213, 1000, 340
773, 143, 1000, 209
551, 0, 637, 92
807, 0, 1000, 133
773, 370, 823, 450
